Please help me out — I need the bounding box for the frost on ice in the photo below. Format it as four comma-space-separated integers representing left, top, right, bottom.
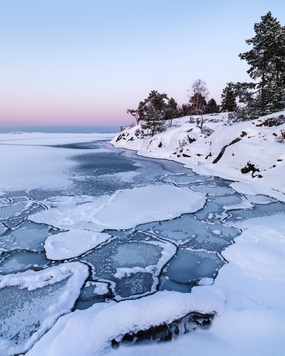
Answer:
32, 185, 206, 231
0, 262, 88, 356
0, 221, 50, 253
0, 196, 45, 229
80, 231, 176, 300
148, 214, 239, 251
1, 127, 285, 356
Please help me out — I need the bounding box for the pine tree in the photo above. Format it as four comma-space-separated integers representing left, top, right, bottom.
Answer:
204, 98, 219, 114
127, 90, 172, 135
164, 97, 179, 126
147, 90, 169, 113
140, 104, 166, 136
238, 12, 285, 115
221, 83, 237, 112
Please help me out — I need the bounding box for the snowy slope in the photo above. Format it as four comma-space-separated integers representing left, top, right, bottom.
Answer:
112, 111, 285, 201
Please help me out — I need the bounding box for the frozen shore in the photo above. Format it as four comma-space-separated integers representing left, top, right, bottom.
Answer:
0, 125, 285, 356
112, 111, 285, 202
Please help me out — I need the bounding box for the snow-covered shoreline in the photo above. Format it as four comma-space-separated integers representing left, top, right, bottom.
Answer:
112, 111, 285, 202
107, 112, 285, 355
0, 125, 285, 355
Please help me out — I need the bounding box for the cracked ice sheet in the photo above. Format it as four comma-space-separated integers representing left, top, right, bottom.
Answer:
26, 290, 225, 356
44, 229, 111, 260
32, 185, 206, 231
27, 213, 285, 356
0, 262, 88, 356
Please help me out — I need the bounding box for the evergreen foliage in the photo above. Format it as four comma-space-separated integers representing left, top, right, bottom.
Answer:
140, 104, 166, 136
235, 12, 285, 117
177, 103, 191, 117
126, 12, 285, 127
164, 97, 179, 126
127, 90, 180, 136
204, 98, 219, 114
221, 83, 237, 112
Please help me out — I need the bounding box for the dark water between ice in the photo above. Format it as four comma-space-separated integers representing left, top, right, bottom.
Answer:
1, 139, 285, 308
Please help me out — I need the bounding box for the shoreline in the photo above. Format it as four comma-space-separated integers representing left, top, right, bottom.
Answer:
111, 112, 285, 202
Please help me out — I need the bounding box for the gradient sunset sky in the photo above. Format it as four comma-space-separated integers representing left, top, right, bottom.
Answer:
1, 0, 285, 128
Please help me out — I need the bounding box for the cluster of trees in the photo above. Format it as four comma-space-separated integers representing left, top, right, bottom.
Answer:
127, 91, 180, 136
127, 11, 285, 135
127, 81, 237, 136
127, 83, 225, 136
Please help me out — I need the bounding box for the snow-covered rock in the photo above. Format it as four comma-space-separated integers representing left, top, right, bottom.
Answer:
112, 111, 285, 201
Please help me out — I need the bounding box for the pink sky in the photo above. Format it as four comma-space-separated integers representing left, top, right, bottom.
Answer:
1, 1, 284, 128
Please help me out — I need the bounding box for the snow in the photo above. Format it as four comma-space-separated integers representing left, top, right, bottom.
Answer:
26, 290, 225, 356
1, 116, 285, 355
26, 213, 285, 356
32, 185, 206, 231
112, 111, 285, 201
44, 229, 111, 260
93, 281, 109, 295
0, 132, 114, 192
0, 262, 88, 355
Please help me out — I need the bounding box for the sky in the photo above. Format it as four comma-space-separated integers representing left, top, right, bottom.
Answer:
1, 0, 285, 128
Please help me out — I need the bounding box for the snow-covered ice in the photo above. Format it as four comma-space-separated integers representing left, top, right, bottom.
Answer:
44, 229, 111, 260
0, 133, 114, 192
0, 221, 49, 253
32, 185, 206, 231
0, 262, 88, 355
80, 231, 176, 300
1, 116, 285, 356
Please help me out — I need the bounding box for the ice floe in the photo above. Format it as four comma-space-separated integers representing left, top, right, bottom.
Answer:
44, 229, 111, 260
32, 185, 206, 231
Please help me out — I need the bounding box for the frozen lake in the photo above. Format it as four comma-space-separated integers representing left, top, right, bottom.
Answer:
1, 135, 285, 355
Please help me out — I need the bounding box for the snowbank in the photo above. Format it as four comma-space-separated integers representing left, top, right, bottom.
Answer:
26, 290, 225, 356
112, 111, 285, 201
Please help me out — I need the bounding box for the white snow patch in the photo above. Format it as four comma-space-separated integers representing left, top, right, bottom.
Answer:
33, 185, 206, 231
26, 290, 225, 356
93, 282, 109, 295
44, 229, 111, 260
198, 277, 214, 286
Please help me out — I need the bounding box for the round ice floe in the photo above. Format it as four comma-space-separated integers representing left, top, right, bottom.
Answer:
44, 229, 111, 260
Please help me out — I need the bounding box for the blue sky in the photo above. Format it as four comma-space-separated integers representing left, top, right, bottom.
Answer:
1, 0, 285, 127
